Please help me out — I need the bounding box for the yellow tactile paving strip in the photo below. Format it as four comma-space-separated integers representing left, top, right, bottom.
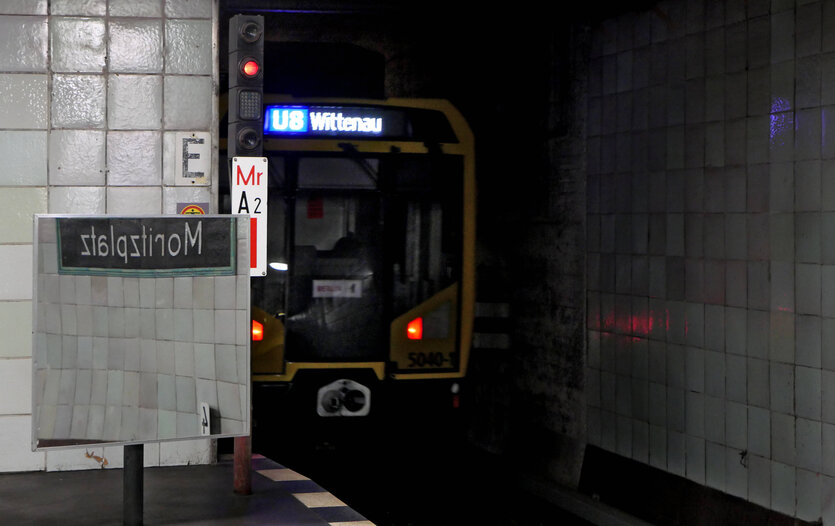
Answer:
255, 466, 375, 525
257, 468, 310, 481
293, 491, 347, 508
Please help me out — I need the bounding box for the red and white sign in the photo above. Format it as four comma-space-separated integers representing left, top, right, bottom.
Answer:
231, 157, 267, 277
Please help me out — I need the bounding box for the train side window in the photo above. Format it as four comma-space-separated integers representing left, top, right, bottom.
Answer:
387, 155, 463, 317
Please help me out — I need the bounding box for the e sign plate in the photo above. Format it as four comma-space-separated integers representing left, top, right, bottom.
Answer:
174, 132, 211, 186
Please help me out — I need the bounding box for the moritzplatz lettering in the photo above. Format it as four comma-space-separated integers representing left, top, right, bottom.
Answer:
77, 222, 201, 262
57, 217, 235, 276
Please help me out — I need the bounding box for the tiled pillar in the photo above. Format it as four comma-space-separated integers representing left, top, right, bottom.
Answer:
0, 1, 49, 472
48, 0, 216, 217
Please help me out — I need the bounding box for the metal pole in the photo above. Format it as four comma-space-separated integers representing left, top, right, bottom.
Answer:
124, 444, 144, 526
233, 436, 252, 495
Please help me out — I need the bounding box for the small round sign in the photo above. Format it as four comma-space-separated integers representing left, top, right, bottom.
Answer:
180, 204, 206, 215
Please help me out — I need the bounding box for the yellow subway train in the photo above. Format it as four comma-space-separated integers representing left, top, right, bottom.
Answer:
224, 96, 475, 438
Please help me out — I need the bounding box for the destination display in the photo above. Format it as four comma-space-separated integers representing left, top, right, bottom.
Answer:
264, 105, 389, 136
262, 104, 459, 142
57, 217, 236, 276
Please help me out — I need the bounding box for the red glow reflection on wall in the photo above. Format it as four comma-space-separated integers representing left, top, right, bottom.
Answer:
602, 311, 615, 331
631, 312, 653, 335
598, 308, 671, 338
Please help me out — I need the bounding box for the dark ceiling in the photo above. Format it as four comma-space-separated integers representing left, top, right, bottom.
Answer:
221, 0, 661, 24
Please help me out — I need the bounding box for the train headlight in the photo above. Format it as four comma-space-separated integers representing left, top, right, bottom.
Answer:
320, 390, 343, 413
343, 389, 367, 412
317, 379, 371, 417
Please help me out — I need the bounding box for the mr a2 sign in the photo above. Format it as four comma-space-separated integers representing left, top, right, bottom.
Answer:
231, 157, 268, 277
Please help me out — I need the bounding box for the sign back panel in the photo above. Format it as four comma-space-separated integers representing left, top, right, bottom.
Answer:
31, 215, 251, 450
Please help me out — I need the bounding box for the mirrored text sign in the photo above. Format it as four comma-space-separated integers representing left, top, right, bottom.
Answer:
57, 217, 235, 276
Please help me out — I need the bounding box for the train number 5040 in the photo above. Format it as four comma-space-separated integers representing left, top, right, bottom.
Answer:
407, 352, 450, 368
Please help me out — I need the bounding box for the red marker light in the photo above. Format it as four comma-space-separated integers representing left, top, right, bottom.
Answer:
241, 59, 260, 77
252, 320, 264, 341
406, 317, 423, 340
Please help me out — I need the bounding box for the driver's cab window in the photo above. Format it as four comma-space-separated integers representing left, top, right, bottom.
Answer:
283, 156, 385, 361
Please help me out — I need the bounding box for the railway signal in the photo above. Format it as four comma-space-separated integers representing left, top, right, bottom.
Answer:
228, 14, 264, 157
228, 14, 264, 486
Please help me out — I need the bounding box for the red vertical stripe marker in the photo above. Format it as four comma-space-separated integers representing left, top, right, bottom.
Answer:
250, 217, 257, 269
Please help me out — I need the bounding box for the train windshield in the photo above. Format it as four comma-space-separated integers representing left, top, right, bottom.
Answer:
251, 152, 463, 362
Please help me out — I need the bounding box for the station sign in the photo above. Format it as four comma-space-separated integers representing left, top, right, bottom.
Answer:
57, 216, 235, 276
231, 156, 267, 276
32, 215, 251, 450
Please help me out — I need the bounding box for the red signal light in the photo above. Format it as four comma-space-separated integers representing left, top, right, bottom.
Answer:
406, 317, 423, 340
252, 320, 264, 341
241, 59, 260, 78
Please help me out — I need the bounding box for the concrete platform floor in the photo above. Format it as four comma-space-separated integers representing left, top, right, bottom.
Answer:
0, 455, 372, 525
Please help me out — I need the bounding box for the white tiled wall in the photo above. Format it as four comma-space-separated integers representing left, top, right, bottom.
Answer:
0, 0, 218, 472
587, 0, 835, 522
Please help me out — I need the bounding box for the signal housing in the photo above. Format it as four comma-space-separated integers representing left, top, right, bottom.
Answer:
228, 14, 264, 158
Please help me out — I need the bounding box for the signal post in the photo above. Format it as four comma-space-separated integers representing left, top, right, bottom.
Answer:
228, 13, 265, 496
